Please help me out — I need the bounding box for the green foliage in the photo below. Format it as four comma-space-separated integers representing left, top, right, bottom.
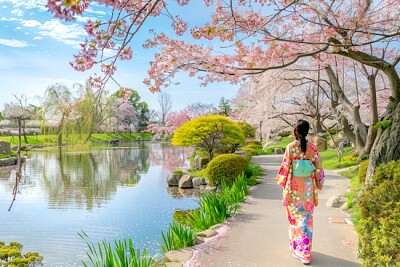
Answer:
206, 154, 248, 186
0, 241, 43, 267
244, 140, 262, 147
79, 232, 155, 267
160, 222, 197, 253
357, 160, 400, 266
373, 120, 391, 130
236, 121, 256, 139
172, 115, 245, 160
358, 160, 369, 185
220, 174, 250, 213
278, 131, 291, 137
187, 193, 230, 231
319, 147, 354, 170
172, 169, 184, 175
244, 163, 264, 178
334, 154, 360, 169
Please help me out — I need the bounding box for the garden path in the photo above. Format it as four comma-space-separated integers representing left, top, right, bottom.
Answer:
185, 154, 360, 267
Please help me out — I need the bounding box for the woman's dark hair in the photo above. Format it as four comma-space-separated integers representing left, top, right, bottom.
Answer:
294, 120, 310, 153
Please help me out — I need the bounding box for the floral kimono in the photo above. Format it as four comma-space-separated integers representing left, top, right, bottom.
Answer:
275, 140, 325, 263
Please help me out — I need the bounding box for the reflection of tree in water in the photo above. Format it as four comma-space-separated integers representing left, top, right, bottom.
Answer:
39, 145, 150, 210
148, 143, 193, 171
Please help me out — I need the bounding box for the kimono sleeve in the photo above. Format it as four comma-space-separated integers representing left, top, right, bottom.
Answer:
312, 149, 325, 190
275, 146, 292, 189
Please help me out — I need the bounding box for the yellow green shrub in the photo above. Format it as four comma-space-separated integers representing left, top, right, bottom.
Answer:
206, 154, 248, 186
357, 160, 400, 266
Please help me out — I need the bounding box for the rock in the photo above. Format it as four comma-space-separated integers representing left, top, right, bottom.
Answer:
326, 194, 347, 208
198, 229, 218, 238
274, 148, 284, 154
0, 141, 11, 155
164, 262, 183, 267
263, 140, 278, 149
0, 157, 17, 167
167, 173, 182, 186
349, 165, 359, 172
195, 236, 205, 245
310, 135, 327, 151
192, 177, 207, 188
164, 248, 194, 263
210, 223, 224, 230
203, 185, 217, 192
178, 175, 193, 188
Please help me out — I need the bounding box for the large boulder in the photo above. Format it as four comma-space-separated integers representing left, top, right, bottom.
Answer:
167, 173, 182, 186
274, 148, 284, 154
262, 140, 278, 149
178, 175, 193, 188
0, 141, 11, 155
192, 177, 207, 188
309, 135, 327, 151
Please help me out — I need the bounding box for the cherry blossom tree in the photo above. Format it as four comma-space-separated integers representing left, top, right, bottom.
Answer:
49, 0, 400, 180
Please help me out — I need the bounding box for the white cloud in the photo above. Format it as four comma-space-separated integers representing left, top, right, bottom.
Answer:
1, 16, 17, 21
15, 26, 22, 30
0, 0, 47, 11
21, 19, 41, 27
38, 19, 87, 48
0, 38, 28, 47
2, 5, 7, 8
33, 36, 43, 40
11, 8, 24, 16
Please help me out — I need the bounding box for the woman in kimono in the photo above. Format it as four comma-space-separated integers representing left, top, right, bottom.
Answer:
275, 120, 325, 265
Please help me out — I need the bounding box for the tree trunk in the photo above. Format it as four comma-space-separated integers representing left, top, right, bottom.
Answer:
366, 100, 400, 182
363, 73, 379, 155
325, 65, 366, 149
57, 114, 65, 147
22, 120, 29, 144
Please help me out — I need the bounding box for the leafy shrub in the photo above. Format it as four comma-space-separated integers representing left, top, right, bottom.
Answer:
0, 241, 43, 267
357, 160, 400, 266
236, 121, 256, 139
187, 193, 230, 231
220, 174, 250, 213
334, 154, 360, 168
244, 163, 264, 179
358, 160, 369, 185
79, 232, 155, 267
278, 131, 291, 137
373, 120, 391, 130
244, 140, 262, 147
160, 222, 197, 253
206, 154, 248, 186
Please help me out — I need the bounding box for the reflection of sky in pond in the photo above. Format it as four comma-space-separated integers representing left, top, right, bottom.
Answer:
0, 143, 198, 266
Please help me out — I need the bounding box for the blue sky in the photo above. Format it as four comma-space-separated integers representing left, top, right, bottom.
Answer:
0, 0, 238, 111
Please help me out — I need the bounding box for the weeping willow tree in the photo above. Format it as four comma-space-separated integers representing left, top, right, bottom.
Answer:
3, 103, 34, 211
41, 83, 112, 148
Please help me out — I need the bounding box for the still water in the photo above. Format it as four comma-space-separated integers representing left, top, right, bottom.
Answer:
0, 142, 198, 266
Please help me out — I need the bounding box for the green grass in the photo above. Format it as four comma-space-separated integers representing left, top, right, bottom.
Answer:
338, 167, 362, 225
0, 133, 153, 147
160, 222, 197, 253
319, 147, 354, 170
258, 136, 293, 155
79, 231, 155, 267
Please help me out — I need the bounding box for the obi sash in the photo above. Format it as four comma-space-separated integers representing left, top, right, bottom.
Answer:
292, 159, 316, 177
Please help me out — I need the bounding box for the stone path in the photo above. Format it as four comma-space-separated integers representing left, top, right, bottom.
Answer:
183, 154, 361, 267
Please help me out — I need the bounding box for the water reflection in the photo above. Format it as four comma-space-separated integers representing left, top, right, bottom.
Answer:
0, 142, 197, 266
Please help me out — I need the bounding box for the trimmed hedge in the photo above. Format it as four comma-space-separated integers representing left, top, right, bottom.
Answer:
206, 154, 248, 186
357, 160, 400, 266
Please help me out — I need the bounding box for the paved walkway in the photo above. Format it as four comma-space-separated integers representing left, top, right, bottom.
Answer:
186, 155, 360, 267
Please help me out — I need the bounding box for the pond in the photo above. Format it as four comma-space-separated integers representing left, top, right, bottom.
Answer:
0, 142, 198, 266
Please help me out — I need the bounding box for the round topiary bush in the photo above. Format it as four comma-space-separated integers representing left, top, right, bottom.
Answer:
206, 154, 248, 186
357, 160, 400, 266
